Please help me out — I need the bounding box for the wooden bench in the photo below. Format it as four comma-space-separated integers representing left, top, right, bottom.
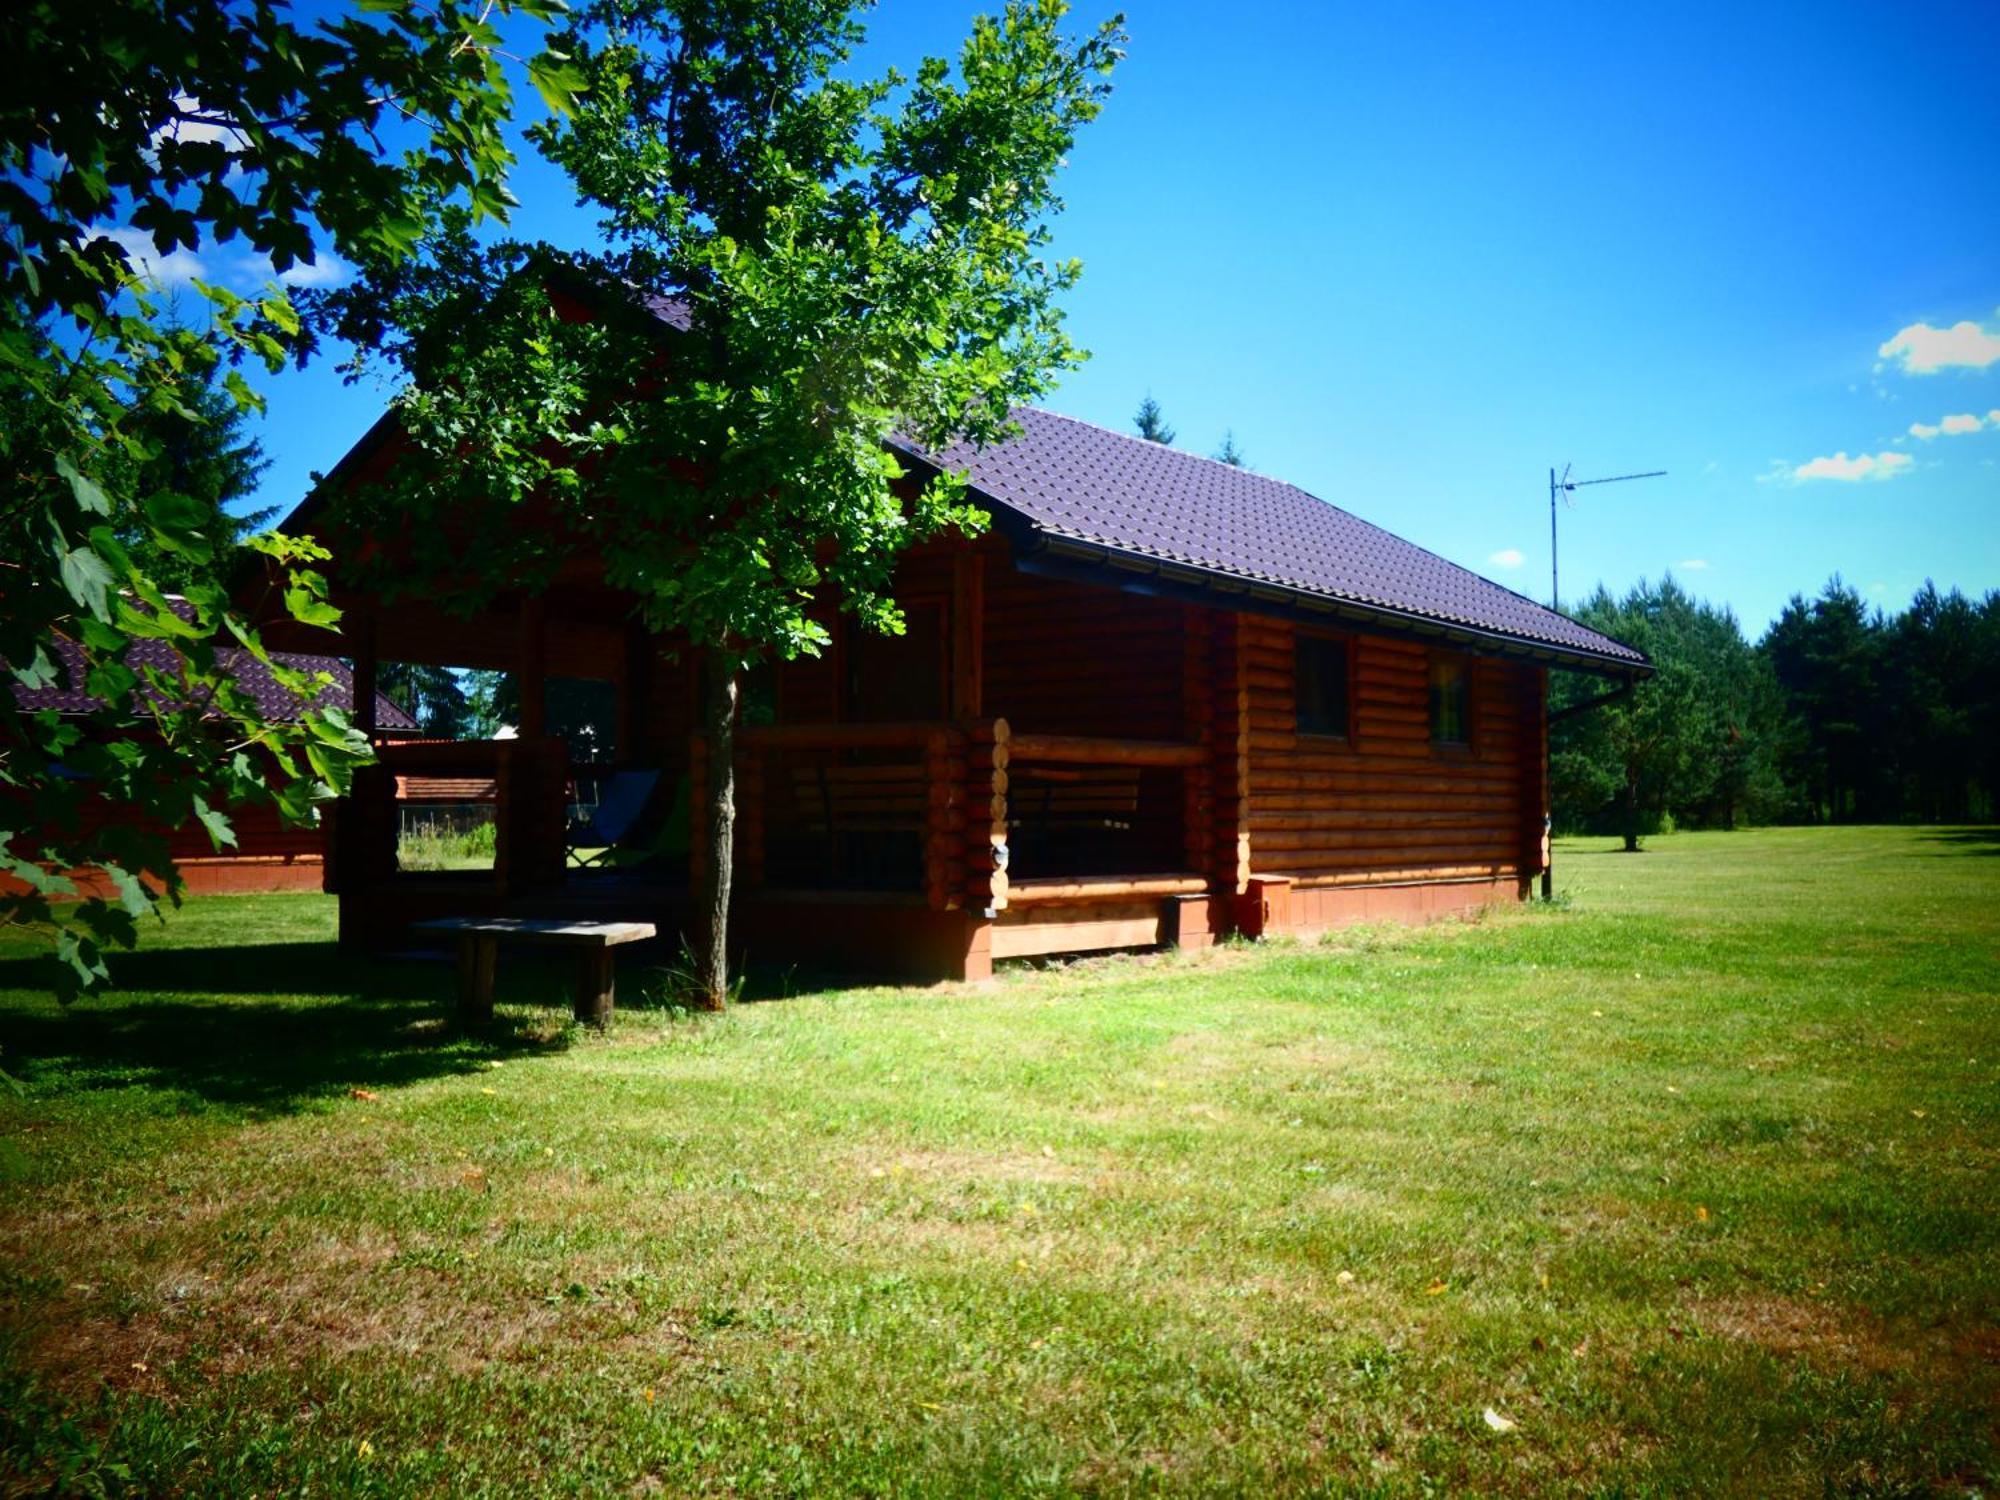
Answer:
413, 917, 657, 1026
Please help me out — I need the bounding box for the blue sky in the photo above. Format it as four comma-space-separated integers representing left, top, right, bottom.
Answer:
220, 0, 2000, 636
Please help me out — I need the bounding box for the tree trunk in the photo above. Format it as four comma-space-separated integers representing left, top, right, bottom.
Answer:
1622, 772, 1641, 852
697, 660, 738, 1010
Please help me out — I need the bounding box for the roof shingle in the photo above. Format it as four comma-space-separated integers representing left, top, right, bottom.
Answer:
905, 408, 1647, 670
11, 633, 418, 731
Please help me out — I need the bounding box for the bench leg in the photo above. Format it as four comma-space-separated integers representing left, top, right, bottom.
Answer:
575, 947, 615, 1027
458, 934, 497, 1023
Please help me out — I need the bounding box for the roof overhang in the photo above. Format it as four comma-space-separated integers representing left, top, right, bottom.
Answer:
988, 511, 1652, 680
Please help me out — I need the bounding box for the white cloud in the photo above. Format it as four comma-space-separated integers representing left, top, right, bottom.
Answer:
1908, 411, 1993, 439
232, 251, 349, 290
91, 226, 206, 287
1878, 310, 2000, 374
277, 257, 347, 289
1789, 451, 1914, 483
1677, 558, 1709, 571
1487, 548, 1525, 569
149, 96, 249, 159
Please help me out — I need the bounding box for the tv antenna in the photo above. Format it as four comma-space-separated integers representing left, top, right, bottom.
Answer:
1548, 464, 1666, 610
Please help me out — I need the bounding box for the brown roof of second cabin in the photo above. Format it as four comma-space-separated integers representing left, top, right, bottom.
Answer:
898, 409, 1648, 671
11, 629, 417, 732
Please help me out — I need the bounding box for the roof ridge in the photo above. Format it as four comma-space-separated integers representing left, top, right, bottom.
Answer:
1016, 406, 1325, 493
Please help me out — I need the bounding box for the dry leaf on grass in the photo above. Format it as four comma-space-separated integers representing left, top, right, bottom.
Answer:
1483, 1407, 1517, 1433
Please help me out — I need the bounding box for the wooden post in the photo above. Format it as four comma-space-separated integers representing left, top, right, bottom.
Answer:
967, 717, 1009, 913
925, 727, 968, 910
574, 947, 615, 1027
1182, 606, 1214, 877
1523, 664, 1552, 900
492, 741, 514, 894
951, 551, 984, 721
350, 609, 378, 739
686, 728, 709, 909
458, 932, 497, 1023
615, 624, 645, 765
518, 596, 547, 740
1210, 612, 1251, 899
740, 742, 766, 892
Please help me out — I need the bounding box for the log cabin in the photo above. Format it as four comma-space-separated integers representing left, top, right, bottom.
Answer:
265, 371, 1650, 981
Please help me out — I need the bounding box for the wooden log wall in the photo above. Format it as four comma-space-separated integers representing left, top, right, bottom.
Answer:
1239, 614, 1537, 886
983, 568, 1186, 739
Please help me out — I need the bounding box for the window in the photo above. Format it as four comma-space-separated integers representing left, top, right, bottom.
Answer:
1429, 655, 1470, 746
1295, 633, 1351, 738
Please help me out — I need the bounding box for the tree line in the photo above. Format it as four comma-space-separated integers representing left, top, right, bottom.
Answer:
1553, 575, 2000, 846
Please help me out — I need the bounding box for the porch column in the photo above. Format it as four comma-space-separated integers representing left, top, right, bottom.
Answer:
1522, 664, 1551, 899
350, 608, 378, 738
951, 550, 984, 721
518, 596, 547, 740
618, 623, 650, 763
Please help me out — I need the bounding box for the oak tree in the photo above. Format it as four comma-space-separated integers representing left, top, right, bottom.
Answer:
329, 0, 1124, 1006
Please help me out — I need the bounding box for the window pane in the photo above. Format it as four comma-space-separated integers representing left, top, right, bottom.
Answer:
1295, 635, 1349, 738
1429, 657, 1469, 744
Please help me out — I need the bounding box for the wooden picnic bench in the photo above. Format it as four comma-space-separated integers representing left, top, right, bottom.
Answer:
413, 917, 656, 1027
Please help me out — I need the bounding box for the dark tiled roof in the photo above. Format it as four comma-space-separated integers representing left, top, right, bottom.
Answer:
904, 408, 1647, 670
12, 633, 418, 731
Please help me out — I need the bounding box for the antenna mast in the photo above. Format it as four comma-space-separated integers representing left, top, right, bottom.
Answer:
1540, 461, 1666, 903
1548, 465, 1666, 610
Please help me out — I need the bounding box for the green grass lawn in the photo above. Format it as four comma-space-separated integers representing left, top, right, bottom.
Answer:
2, 826, 1996, 1496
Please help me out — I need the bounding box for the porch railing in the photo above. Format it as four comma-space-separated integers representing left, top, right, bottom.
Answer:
715, 718, 1210, 915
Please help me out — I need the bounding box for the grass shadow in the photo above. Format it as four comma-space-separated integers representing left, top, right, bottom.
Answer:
0, 940, 585, 1117
1917, 826, 2000, 855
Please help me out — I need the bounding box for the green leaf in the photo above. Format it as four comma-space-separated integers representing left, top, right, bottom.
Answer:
10, 645, 59, 690
1, 845, 77, 899
54, 927, 110, 999
283, 586, 342, 629
142, 490, 216, 560
190, 794, 237, 852
56, 454, 111, 515
260, 294, 301, 337
77, 618, 124, 652
527, 56, 590, 116
105, 864, 156, 920
59, 545, 116, 621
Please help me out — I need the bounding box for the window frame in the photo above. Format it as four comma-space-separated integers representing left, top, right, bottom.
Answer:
1427, 651, 1474, 752
1293, 628, 1358, 744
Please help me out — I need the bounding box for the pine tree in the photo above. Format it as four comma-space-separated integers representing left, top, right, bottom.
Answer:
111, 375, 275, 593
1214, 430, 1246, 467
1134, 395, 1174, 444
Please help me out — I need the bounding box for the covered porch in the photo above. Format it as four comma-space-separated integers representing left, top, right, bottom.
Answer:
322, 541, 1239, 980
